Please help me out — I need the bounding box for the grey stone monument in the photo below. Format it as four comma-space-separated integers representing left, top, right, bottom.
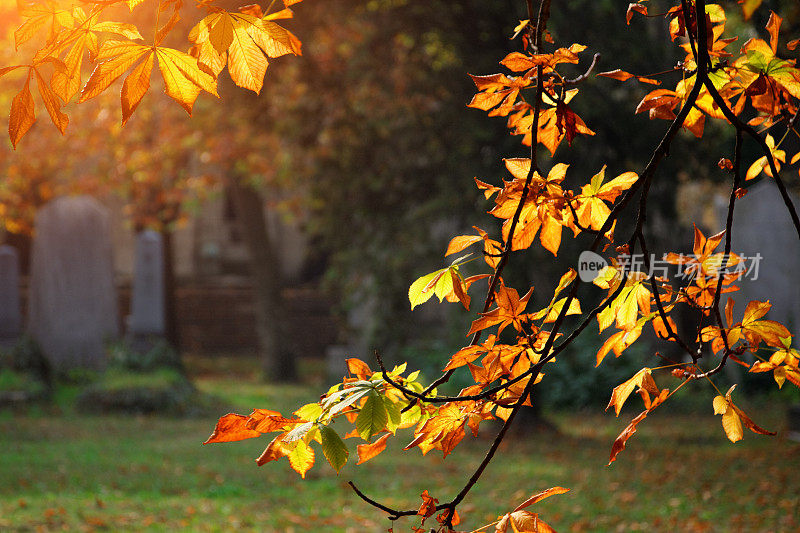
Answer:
730, 184, 800, 337
0, 245, 22, 342
128, 230, 165, 337
28, 196, 119, 372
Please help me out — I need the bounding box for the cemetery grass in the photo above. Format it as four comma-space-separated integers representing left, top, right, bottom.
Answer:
0, 356, 798, 532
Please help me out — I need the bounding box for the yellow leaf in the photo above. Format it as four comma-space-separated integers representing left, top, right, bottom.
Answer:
721, 407, 743, 443
606, 368, 657, 416
50, 33, 89, 103
227, 16, 269, 93
409, 268, 446, 309
712, 395, 728, 415
79, 41, 150, 103
155, 47, 219, 114
34, 68, 68, 134
256, 20, 302, 57
287, 438, 315, 478
121, 51, 154, 125
189, 12, 300, 94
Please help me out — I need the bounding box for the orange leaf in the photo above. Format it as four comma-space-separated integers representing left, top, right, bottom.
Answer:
606, 367, 658, 416
513, 486, 571, 511
33, 69, 68, 134
598, 69, 634, 82
245, 408, 303, 433
445, 234, 482, 256
79, 41, 151, 103
256, 432, 293, 465
731, 404, 776, 436
346, 358, 372, 379
356, 433, 391, 464
609, 410, 648, 465
121, 51, 154, 126
204, 413, 262, 444
626, 3, 647, 24
417, 490, 438, 519
9, 72, 36, 149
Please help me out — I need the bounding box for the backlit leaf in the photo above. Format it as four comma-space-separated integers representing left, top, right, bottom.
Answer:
319, 425, 348, 473
9, 72, 35, 148
356, 433, 390, 465
204, 413, 262, 444
356, 392, 388, 440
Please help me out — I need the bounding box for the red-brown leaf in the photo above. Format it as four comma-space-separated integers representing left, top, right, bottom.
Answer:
204, 413, 262, 444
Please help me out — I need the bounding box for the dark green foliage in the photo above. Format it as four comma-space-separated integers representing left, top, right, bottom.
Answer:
0, 337, 51, 406
541, 334, 656, 411
76, 341, 221, 416
108, 338, 184, 373
76, 367, 198, 415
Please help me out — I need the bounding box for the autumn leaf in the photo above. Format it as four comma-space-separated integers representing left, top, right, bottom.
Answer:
445, 234, 483, 257
245, 408, 303, 433
713, 385, 775, 443
356, 433, 391, 465
606, 368, 659, 416
626, 3, 648, 24
79, 41, 151, 103
596, 326, 642, 366
121, 51, 153, 125
468, 282, 533, 336
513, 486, 571, 511
155, 47, 219, 113
204, 413, 262, 444
597, 68, 660, 85
745, 134, 785, 181
417, 490, 438, 520
9, 71, 36, 149
405, 403, 467, 457
741, 0, 763, 20
346, 358, 373, 379
573, 167, 638, 232
287, 439, 315, 478
496, 510, 557, 532
15, 0, 74, 49
733, 300, 793, 350
189, 10, 300, 93
597, 272, 651, 332
608, 388, 669, 464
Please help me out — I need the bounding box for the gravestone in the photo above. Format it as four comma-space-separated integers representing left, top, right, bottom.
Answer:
0, 245, 22, 343
28, 196, 119, 373
729, 184, 800, 337
128, 230, 165, 337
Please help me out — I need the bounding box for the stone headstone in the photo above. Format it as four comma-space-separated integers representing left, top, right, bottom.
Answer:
0, 245, 22, 341
128, 230, 165, 336
28, 196, 119, 372
325, 345, 352, 382
729, 184, 800, 336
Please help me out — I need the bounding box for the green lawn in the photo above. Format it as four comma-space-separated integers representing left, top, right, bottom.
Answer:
2, 357, 799, 532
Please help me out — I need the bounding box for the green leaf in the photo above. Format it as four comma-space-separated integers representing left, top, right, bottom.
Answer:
383, 396, 402, 433
319, 425, 349, 473
356, 391, 388, 440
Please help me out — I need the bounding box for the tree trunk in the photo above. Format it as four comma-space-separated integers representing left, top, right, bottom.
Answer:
229, 178, 297, 381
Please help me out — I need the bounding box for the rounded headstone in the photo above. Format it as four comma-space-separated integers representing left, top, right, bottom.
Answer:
29, 196, 119, 372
